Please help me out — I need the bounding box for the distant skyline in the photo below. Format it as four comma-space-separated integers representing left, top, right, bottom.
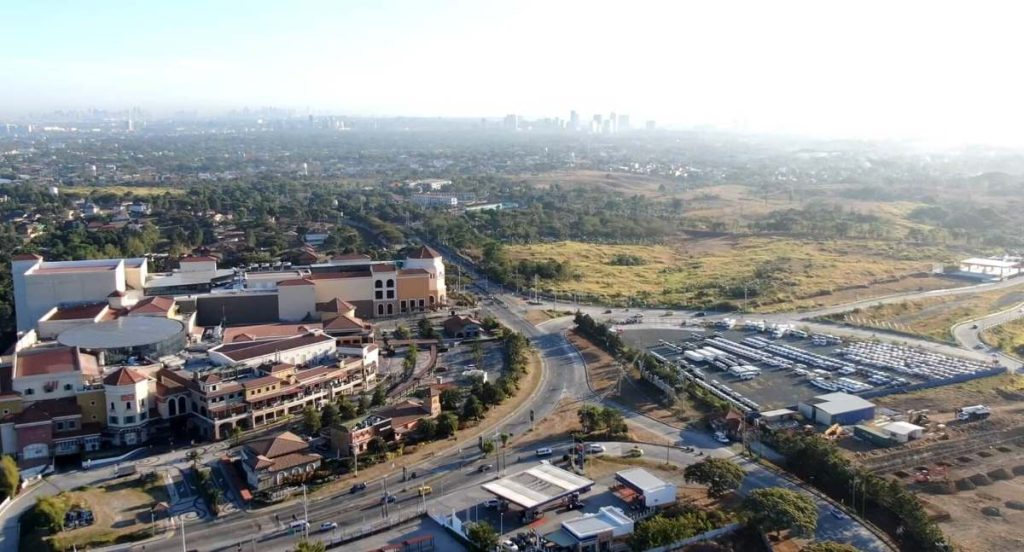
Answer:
4, 1, 1024, 145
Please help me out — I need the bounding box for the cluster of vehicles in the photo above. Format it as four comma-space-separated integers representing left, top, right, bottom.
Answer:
64, 507, 94, 529
839, 341, 996, 382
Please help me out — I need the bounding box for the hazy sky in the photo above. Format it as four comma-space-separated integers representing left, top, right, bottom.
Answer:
3, 1, 1023, 143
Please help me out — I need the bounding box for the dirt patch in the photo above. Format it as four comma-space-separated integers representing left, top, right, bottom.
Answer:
46, 474, 167, 550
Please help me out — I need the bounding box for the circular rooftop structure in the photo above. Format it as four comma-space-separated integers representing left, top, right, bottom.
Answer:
58, 317, 187, 361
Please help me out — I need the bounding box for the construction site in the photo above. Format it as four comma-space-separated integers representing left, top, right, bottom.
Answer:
838, 377, 1024, 552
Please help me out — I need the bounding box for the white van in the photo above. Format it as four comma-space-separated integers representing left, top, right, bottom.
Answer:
535, 447, 553, 457
289, 520, 310, 534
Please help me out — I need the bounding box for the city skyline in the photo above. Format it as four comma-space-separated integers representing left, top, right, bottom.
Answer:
4, 1, 1024, 145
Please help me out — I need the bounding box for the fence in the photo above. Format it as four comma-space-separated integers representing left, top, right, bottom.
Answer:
859, 366, 1005, 400
644, 523, 741, 552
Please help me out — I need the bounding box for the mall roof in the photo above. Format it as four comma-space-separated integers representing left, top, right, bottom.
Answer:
806, 392, 875, 415
481, 462, 594, 510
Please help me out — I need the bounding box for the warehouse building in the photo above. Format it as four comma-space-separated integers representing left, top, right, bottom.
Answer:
614, 468, 677, 508
798, 392, 876, 426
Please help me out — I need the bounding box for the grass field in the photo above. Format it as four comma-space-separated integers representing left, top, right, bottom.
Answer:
825, 289, 1024, 343
981, 319, 1024, 358
61, 185, 184, 197
506, 237, 955, 312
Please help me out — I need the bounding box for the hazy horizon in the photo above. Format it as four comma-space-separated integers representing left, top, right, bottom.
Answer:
4, 1, 1024, 146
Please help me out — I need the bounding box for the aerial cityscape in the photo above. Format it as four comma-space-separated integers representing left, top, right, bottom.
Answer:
1, 3, 1024, 552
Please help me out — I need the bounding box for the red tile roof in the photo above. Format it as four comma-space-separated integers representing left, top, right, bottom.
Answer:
212, 333, 335, 363
277, 278, 315, 287
309, 271, 371, 280
128, 296, 175, 315
316, 298, 357, 314
407, 245, 441, 259
11, 397, 81, 425
246, 431, 309, 459
16, 347, 99, 378
398, 268, 429, 276
241, 375, 282, 389
323, 314, 370, 332
222, 324, 322, 343
12, 253, 43, 261
48, 303, 107, 321
103, 367, 147, 386
370, 263, 397, 273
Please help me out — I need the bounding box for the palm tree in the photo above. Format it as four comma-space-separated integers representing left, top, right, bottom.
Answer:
295, 539, 327, 552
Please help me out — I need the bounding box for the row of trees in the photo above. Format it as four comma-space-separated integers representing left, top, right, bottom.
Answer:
576, 405, 627, 437
769, 431, 949, 551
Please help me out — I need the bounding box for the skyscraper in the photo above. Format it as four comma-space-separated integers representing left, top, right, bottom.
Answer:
503, 114, 520, 131
569, 110, 580, 131
617, 114, 630, 131
609, 112, 617, 134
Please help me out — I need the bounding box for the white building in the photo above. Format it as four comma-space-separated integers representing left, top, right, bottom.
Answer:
410, 194, 458, 208
208, 331, 336, 368
103, 367, 152, 446
878, 421, 925, 443
615, 468, 677, 508
11, 254, 147, 333
959, 257, 1021, 280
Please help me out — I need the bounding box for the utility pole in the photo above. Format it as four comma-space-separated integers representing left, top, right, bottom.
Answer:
180, 515, 187, 552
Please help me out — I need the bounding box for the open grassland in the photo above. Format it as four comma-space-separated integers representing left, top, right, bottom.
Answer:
506, 236, 955, 312
825, 289, 1024, 343
518, 169, 684, 198
981, 318, 1024, 358
874, 373, 1024, 415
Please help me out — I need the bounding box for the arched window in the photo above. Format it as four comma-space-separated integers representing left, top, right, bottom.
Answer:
386, 279, 394, 288
377, 304, 384, 316
386, 304, 393, 315
169, 400, 177, 417
375, 280, 383, 288
429, 295, 435, 305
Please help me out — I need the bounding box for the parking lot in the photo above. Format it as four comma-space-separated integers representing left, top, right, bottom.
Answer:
626, 323, 1003, 411
436, 339, 504, 385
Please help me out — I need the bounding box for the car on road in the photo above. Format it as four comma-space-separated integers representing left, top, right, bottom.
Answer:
585, 443, 605, 454
289, 520, 310, 533
380, 494, 397, 504
694, 311, 707, 317
624, 445, 644, 458
714, 432, 730, 444
350, 482, 367, 494
500, 539, 520, 551
975, 344, 985, 350
829, 507, 845, 519
535, 447, 553, 457
417, 485, 432, 497
319, 521, 338, 532
478, 464, 493, 472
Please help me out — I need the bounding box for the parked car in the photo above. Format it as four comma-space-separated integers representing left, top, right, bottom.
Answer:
625, 446, 644, 458
479, 464, 493, 472
320, 521, 338, 532
484, 498, 501, 509
380, 494, 397, 504
585, 443, 606, 454
350, 482, 367, 494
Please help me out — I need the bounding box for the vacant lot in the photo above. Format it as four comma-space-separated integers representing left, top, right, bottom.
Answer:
874, 373, 1024, 421
981, 319, 1024, 358
32, 474, 169, 551
507, 237, 954, 312
519, 169, 683, 198
567, 330, 705, 426
825, 289, 1024, 343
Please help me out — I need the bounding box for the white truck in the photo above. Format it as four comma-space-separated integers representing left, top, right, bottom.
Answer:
955, 405, 991, 421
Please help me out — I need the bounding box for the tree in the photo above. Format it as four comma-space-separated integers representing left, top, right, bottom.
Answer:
470, 340, 485, 368
393, 324, 410, 340
628, 510, 722, 551
185, 449, 201, 469
372, 384, 387, 407
336, 395, 357, 420
599, 407, 627, 435
416, 417, 437, 440
480, 439, 496, 456
742, 487, 818, 538
33, 495, 69, 533
577, 405, 602, 433
321, 403, 340, 429
295, 539, 327, 552
683, 458, 746, 498
227, 425, 243, 447
461, 395, 485, 421
466, 521, 499, 552
357, 393, 372, 415
403, 345, 419, 378
436, 412, 458, 437
0, 455, 19, 500
368, 436, 389, 458
500, 433, 511, 448
302, 406, 322, 435
440, 388, 462, 411
802, 543, 860, 552
417, 317, 436, 339
479, 381, 505, 406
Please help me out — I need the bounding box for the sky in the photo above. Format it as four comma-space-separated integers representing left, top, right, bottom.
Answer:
3, 0, 1024, 144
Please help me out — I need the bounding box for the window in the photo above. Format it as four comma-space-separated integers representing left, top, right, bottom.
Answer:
141, 398, 146, 408
1, 409, 7, 415
375, 290, 383, 300
110, 402, 115, 410
375, 280, 383, 288
24, 388, 34, 395
377, 304, 384, 316
109, 415, 119, 424
401, 300, 407, 312
64, 384, 73, 391
90, 401, 96, 406
386, 290, 394, 299
125, 415, 136, 424
418, 299, 425, 309
386, 279, 394, 288
125, 401, 132, 411
140, 412, 147, 421
67, 420, 76, 429
55, 421, 64, 430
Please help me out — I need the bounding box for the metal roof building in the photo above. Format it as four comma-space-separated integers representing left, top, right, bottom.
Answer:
481, 462, 594, 512
798, 392, 876, 426
615, 468, 677, 507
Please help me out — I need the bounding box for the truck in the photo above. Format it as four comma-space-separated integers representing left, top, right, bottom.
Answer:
955, 405, 991, 421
